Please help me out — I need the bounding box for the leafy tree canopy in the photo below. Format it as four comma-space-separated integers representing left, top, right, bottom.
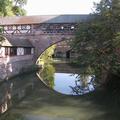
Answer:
71, 0, 120, 80
0, 0, 27, 16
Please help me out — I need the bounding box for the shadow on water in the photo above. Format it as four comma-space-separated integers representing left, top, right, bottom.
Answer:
0, 63, 120, 120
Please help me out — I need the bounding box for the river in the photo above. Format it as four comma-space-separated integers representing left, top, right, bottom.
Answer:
0, 62, 120, 120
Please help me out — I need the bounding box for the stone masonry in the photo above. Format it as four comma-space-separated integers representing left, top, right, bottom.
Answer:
0, 15, 90, 80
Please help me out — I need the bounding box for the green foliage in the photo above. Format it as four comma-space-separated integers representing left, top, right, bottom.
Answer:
71, 0, 120, 80
38, 45, 56, 65
40, 64, 55, 88
113, 32, 120, 48
13, 0, 27, 16
0, 26, 3, 33
0, 0, 14, 16
0, 0, 27, 16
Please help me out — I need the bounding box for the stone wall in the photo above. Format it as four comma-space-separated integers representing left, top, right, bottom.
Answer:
0, 55, 35, 81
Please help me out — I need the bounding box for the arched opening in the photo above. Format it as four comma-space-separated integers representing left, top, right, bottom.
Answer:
36, 38, 74, 66
36, 39, 95, 96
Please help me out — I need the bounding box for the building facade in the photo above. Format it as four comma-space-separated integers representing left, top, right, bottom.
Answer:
0, 36, 35, 80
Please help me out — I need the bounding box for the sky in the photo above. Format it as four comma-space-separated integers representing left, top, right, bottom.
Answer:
25, 0, 101, 16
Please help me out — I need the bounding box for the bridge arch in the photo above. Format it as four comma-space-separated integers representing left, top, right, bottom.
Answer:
36, 36, 73, 64
0, 15, 91, 80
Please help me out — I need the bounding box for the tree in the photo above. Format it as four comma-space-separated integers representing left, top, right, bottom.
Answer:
0, 0, 27, 16
0, 0, 14, 16
71, 0, 120, 82
0, 0, 27, 44
12, 0, 27, 16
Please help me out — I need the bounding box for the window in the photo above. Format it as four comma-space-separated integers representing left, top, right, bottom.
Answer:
61, 26, 64, 30
24, 47, 31, 55
5, 47, 9, 55
0, 47, 5, 57
17, 25, 21, 30
71, 26, 74, 29
31, 48, 34, 54
4, 26, 8, 30
7, 26, 13, 30
10, 47, 17, 56
26, 25, 31, 29
13, 25, 16, 30
17, 48, 24, 55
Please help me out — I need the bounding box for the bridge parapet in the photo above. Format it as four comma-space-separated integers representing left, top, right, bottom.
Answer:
0, 15, 91, 35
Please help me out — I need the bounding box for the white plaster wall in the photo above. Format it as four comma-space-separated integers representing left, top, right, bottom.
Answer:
0, 55, 35, 81
0, 47, 5, 57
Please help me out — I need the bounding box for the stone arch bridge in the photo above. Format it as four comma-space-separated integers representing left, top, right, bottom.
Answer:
0, 15, 90, 61
0, 15, 91, 80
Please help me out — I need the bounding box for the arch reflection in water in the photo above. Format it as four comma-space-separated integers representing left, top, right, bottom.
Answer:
37, 63, 96, 95
37, 64, 55, 88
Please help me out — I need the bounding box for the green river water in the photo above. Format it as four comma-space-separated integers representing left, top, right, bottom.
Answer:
0, 63, 120, 120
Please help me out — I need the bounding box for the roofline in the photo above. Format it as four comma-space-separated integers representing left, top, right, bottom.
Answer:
2, 46, 35, 48
0, 14, 90, 25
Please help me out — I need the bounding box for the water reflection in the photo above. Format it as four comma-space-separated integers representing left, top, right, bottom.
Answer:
0, 63, 96, 114
0, 73, 37, 114
37, 64, 55, 88
69, 75, 95, 95
37, 63, 96, 95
